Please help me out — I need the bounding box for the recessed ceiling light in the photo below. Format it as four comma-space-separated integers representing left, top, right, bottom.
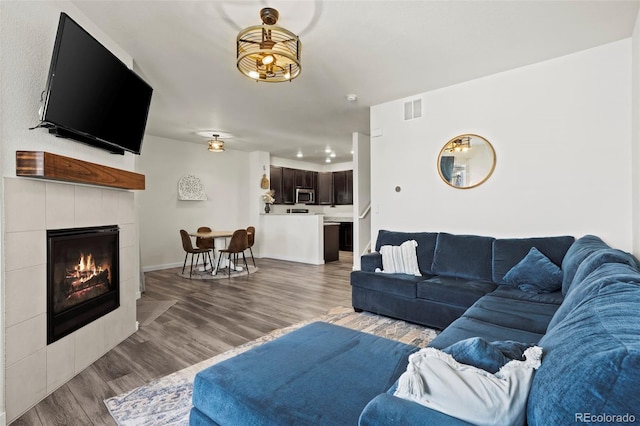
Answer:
325, 158, 331, 163
324, 147, 332, 153
296, 151, 303, 158
330, 152, 336, 158
346, 94, 357, 102
350, 149, 354, 155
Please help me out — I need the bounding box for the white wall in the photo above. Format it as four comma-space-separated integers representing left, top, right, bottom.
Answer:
353, 132, 371, 269
1, 2, 141, 421
371, 40, 632, 251
136, 135, 252, 270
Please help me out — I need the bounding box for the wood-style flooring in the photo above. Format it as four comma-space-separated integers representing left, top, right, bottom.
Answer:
13, 252, 354, 425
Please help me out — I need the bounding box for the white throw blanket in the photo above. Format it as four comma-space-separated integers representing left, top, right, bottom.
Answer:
394, 346, 543, 426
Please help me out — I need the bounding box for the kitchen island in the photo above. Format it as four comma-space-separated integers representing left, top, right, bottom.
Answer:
259, 213, 325, 265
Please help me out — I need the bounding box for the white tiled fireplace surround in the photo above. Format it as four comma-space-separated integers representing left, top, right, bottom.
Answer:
3, 177, 138, 422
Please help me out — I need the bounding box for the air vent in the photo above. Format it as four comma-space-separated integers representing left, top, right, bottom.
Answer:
403, 98, 422, 120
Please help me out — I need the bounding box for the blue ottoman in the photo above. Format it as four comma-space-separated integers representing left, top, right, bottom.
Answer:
190, 321, 418, 426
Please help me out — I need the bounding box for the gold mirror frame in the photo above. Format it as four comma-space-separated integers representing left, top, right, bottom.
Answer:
437, 134, 496, 189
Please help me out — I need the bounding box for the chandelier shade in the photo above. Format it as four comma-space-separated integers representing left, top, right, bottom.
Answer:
444, 136, 472, 153
237, 8, 301, 83
208, 134, 225, 152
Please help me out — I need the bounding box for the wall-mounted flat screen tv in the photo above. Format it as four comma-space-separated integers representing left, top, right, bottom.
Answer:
40, 13, 152, 155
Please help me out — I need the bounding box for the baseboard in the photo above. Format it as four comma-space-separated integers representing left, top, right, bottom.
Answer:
0, 411, 6, 426
142, 262, 183, 272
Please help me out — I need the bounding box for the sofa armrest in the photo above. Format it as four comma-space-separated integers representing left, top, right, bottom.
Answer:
359, 394, 473, 426
361, 252, 382, 272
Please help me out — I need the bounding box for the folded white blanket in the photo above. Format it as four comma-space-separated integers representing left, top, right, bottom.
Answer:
394, 346, 542, 426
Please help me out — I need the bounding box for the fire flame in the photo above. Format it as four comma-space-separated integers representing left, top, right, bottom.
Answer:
71, 253, 103, 284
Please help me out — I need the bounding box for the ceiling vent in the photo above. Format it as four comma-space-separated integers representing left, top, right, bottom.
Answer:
404, 98, 422, 120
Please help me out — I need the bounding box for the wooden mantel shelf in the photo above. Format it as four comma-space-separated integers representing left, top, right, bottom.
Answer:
16, 151, 145, 190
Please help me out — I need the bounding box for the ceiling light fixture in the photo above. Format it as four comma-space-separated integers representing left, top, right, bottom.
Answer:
325, 158, 331, 163
444, 136, 471, 153
208, 134, 225, 152
296, 151, 303, 158
237, 8, 301, 83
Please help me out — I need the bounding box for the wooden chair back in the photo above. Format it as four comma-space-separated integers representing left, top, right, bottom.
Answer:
247, 226, 255, 248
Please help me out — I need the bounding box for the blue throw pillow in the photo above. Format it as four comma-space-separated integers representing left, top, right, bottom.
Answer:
442, 337, 530, 374
503, 247, 562, 294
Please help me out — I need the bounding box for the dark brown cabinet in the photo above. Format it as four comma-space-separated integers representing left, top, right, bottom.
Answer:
294, 169, 315, 189
324, 223, 339, 262
269, 166, 283, 204
339, 222, 353, 252
270, 166, 352, 205
333, 170, 353, 205
281, 167, 296, 204
317, 172, 333, 205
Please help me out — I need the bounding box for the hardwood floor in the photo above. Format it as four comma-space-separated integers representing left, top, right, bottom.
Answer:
13, 253, 354, 425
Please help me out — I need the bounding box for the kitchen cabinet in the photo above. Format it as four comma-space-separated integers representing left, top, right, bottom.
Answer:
333, 170, 353, 205
282, 167, 296, 204
317, 172, 333, 205
269, 166, 283, 204
339, 222, 353, 252
295, 169, 315, 189
324, 223, 339, 262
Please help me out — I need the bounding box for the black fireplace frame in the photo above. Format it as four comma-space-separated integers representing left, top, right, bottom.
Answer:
47, 225, 120, 344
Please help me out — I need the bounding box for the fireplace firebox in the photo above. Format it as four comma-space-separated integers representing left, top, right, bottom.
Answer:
47, 225, 119, 344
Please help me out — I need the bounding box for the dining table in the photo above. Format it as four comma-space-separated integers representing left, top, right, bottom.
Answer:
189, 230, 251, 275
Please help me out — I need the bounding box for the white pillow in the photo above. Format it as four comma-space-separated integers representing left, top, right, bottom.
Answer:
394, 346, 542, 426
378, 240, 421, 276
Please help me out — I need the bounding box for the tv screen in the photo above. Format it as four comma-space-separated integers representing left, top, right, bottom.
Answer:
41, 13, 152, 155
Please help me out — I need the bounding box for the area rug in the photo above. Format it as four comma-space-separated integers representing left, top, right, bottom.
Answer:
177, 265, 258, 280
104, 306, 439, 426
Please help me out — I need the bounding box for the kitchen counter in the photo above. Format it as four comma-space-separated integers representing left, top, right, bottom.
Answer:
324, 216, 353, 222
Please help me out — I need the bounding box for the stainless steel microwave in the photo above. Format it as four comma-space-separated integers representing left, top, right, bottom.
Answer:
296, 188, 315, 204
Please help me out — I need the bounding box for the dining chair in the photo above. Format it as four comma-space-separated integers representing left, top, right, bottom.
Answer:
216, 229, 250, 278
246, 226, 256, 267
196, 226, 215, 269
180, 229, 212, 278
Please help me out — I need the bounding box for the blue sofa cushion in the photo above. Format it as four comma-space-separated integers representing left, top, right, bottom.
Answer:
442, 337, 530, 373
375, 230, 438, 274
351, 270, 425, 298
416, 276, 496, 308
463, 294, 560, 335
192, 322, 418, 426
429, 316, 545, 349
431, 233, 495, 281
528, 280, 640, 425
569, 248, 638, 292
546, 262, 640, 332
503, 247, 562, 294
359, 393, 474, 426
492, 236, 574, 285
489, 286, 564, 305
560, 235, 610, 295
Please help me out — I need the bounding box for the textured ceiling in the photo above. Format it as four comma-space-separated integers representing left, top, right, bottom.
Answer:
72, 0, 640, 164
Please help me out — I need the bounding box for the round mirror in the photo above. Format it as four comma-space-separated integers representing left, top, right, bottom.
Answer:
437, 134, 496, 189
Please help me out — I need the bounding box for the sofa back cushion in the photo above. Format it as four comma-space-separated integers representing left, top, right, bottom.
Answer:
527, 277, 640, 425
546, 262, 640, 332
431, 233, 494, 281
375, 230, 438, 275
560, 235, 610, 295
492, 236, 574, 285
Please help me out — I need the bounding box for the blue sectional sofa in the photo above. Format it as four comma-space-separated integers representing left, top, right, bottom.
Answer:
191, 231, 640, 425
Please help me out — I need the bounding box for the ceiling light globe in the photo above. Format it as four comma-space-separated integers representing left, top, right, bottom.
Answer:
262, 55, 274, 65
248, 70, 260, 79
